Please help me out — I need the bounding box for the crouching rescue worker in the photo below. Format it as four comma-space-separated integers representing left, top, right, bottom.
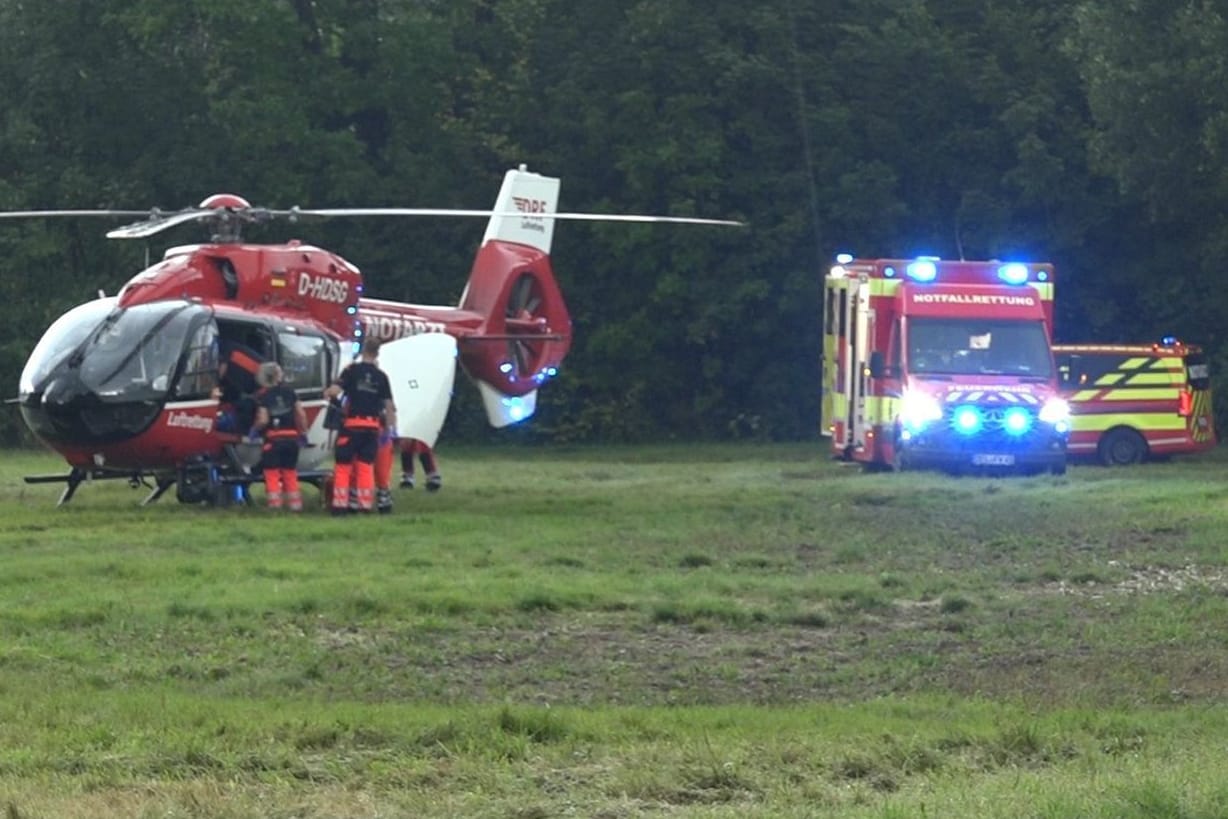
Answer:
253, 362, 308, 511
325, 338, 397, 515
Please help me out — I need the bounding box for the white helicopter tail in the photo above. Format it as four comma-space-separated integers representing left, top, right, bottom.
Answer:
480, 165, 561, 255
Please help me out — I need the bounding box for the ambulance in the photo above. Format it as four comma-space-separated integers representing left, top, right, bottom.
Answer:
821, 257, 1070, 474
1054, 339, 1216, 465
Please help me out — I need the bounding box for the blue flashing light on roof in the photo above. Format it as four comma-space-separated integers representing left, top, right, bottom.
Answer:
997, 263, 1029, 285
836, 253, 853, 264
1036, 270, 1048, 282
1161, 335, 1177, 346
884, 266, 896, 278
906, 260, 937, 282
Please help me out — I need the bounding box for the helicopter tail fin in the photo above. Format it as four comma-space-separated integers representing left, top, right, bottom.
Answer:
481, 165, 559, 254
456, 167, 572, 427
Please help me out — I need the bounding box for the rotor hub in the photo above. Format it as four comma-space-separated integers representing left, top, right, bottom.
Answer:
198, 193, 251, 210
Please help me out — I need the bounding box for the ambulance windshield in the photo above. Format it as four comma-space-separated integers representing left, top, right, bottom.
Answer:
908, 318, 1052, 377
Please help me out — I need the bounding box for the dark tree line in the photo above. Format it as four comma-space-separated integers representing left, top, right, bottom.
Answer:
0, 0, 1222, 445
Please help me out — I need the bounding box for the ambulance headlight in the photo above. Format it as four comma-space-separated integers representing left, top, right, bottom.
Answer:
900, 391, 943, 431
1039, 397, 1070, 432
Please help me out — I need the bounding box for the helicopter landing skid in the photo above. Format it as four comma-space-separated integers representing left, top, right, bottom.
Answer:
24, 466, 152, 506
27, 464, 333, 508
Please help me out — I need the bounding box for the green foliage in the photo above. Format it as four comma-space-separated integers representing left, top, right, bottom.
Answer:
0, 0, 1223, 446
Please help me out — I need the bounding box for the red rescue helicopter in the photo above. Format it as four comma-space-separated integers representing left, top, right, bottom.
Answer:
9, 166, 739, 505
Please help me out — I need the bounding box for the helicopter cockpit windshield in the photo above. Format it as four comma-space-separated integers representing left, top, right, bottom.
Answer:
20, 298, 218, 444
25, 300, 211, 401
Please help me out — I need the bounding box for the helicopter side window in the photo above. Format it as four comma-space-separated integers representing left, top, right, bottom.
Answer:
277, 332, 332, 395
175, 322, 220, 399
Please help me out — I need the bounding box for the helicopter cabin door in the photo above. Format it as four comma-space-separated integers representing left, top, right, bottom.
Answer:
380, 333, 458, 448
823, 275, 873, 459
846, 278, 874, 456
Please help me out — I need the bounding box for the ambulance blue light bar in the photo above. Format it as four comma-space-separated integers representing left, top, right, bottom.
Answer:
906, 260, 937, 282
997, 263, 1030, 285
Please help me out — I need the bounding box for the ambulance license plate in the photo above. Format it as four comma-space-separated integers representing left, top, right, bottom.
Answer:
972, 453, 1015, 466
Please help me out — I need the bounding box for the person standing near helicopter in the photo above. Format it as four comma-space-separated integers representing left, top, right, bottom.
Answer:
325, 337, 396, 515
252, 362, 308, 511
400, 438, 442, 492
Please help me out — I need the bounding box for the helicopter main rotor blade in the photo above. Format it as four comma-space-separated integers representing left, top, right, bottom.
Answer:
0, 209, 152, 219
282, 207, 501, 219
284, 207, 743, 226
549, 212, 743, 226
106, 210, 212, 239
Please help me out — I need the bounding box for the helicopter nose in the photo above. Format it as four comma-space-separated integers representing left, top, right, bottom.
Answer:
22, 372, 159, 445
40, 376, 86, 410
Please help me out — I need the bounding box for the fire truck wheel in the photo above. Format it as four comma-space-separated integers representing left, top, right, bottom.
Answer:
1099, 428, 1148, 466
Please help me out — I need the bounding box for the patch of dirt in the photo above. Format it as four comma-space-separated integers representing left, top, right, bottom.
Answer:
1047, 562, 1228, 597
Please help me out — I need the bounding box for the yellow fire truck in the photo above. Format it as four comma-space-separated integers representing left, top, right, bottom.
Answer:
1054, 339, 1216, 465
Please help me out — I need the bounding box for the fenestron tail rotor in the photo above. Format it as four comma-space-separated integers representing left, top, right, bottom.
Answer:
505, 272, 547, 380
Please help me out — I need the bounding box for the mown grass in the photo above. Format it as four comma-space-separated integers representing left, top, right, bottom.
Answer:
2, 442, 1228, 817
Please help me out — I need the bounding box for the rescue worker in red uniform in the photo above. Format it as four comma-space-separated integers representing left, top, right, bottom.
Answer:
373, 419, 397, 514
325, 338, 396, 515
400, 438, 442, 491
252, 362, 308, 511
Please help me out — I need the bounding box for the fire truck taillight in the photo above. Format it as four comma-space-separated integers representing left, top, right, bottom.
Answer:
1179, 389, 1193, 418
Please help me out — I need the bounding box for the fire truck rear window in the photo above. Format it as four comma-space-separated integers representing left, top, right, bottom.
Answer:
1186, 353, 1211, 390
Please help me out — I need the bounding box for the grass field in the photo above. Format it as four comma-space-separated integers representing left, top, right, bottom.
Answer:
2, 442, 1228, 817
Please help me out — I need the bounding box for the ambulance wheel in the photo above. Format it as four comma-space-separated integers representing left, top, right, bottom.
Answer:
1099, 428, 1147, 466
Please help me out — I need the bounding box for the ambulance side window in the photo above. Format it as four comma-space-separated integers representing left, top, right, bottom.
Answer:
1056, 354, 1075, 386
1186, 353, 1211, 390
890, 320, 902, 375
1076, 354, 1121, 386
